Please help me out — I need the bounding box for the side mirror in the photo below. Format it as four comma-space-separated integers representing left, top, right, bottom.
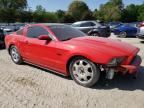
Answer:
38, 35, 51, 41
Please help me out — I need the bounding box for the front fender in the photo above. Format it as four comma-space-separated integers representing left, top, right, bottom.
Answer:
67, 50, 112, 66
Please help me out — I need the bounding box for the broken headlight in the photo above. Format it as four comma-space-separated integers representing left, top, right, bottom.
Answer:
107, 57, 126, 67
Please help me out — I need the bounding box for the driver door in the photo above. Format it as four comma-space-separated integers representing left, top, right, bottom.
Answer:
22, 26, 58, 69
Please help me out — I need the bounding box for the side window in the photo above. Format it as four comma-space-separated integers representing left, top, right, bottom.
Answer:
90, 22, 96, 26
80, 22, 93, 27
27, 26, 48, 38
17, 29, 23, 35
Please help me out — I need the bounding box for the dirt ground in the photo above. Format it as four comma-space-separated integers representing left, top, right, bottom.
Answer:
0, 35, 144, 108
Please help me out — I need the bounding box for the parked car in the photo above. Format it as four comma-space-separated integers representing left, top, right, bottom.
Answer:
0, 29, 5, 48
72, 21, 110, 37
5, 24, 142, 87
0, 28, 13, 48
113, 23, 138, 38
108, 22, 122, 32
137, 22, 144, 39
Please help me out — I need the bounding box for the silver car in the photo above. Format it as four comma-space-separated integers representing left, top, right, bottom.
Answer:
72, 21, 110, 37
137, 22, 144, 39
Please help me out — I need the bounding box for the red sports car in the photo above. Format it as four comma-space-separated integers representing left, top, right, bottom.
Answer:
5, 24, 142, 87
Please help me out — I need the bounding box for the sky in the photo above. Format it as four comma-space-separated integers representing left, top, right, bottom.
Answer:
27, 0, 144, 12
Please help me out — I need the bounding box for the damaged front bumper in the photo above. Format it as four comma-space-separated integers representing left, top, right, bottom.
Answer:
105, 55, 142, 79
119, 55, 142, 74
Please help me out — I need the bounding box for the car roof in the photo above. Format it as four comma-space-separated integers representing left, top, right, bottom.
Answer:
72, 21, 97, 25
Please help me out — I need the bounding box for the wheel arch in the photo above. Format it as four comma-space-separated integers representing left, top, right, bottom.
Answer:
8, 44, 15, 54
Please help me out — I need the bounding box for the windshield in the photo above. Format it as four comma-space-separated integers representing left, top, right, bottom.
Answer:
48, 25, 86, 41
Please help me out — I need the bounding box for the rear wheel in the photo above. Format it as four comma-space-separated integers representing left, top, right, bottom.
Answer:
10, 45, 23, 64
119, 32, 127, 38
69, 57, 100, 87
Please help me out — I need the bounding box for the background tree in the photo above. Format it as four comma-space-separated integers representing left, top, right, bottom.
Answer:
67, 1, 91, 21
33, 5, 46, 22
56, 10, 66, 22
63, 13, 75, 23
0, 0, 144, 23
33, 5, 58, 23
109, 0, 124, 10
97, 2, 121, 22
0, 0, 27, 9
121, 4, 139, 22
0, 0, 27, 22
137, 4, 144, 21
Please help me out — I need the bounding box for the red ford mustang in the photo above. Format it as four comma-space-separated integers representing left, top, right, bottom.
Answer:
5, 24, 142, 87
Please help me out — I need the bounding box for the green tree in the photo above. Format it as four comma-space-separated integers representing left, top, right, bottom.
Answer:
44, 12, 58, 23
109, 0, 123, 10
0, 0, 27, 22
68, 1, 91, 21
33, 5, 58, 23
97, 2, 121, 22
121, 4, 139, 22
33, 5, 46, 22
0, 8, 16, 22
63, 14, 75, 23
0, 0, 27, 9
18, 10, 33, 22
56, 10, 66, 22
137, 4, 144, 21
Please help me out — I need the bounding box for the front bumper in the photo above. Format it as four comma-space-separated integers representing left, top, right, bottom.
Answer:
118, 55, 142, 74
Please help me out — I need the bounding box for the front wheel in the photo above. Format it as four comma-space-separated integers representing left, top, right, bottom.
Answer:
90, 32, 99, 36
69, 57, 100, 87
10, 45, 23, 64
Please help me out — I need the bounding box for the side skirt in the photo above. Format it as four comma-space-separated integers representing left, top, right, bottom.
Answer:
23, 60, 67, 77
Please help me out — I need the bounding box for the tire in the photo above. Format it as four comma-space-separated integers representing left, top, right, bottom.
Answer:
119, 32, 127, 38
69, 57, 100, 87
90, 32, 99, 37
10, 45, 23, 64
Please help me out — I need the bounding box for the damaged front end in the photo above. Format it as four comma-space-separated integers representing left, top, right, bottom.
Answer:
103, 52, 142, 80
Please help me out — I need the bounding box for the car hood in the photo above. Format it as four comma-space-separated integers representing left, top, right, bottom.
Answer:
63, 36, 138, 56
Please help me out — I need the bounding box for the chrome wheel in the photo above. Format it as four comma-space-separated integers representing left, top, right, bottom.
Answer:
11, 47, 20, 63
72, 60, 94, 84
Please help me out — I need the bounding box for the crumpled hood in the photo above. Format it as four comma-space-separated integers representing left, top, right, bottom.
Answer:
63, 36, 138, 57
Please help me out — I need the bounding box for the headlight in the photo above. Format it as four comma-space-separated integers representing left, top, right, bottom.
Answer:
107, 57, 126, 67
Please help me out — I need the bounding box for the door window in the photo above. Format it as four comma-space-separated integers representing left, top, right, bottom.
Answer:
80, 22, 96, 27
27, 26, 48, 38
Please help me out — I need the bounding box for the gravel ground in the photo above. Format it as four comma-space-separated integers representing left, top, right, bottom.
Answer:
0, 35, 144, 108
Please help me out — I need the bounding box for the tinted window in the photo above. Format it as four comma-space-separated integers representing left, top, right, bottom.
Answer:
91, 22, 96, 26
49, 25, 86, 41
27, 26, 48, 38
80, 22, 92, 27
17, 29, 23, 35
